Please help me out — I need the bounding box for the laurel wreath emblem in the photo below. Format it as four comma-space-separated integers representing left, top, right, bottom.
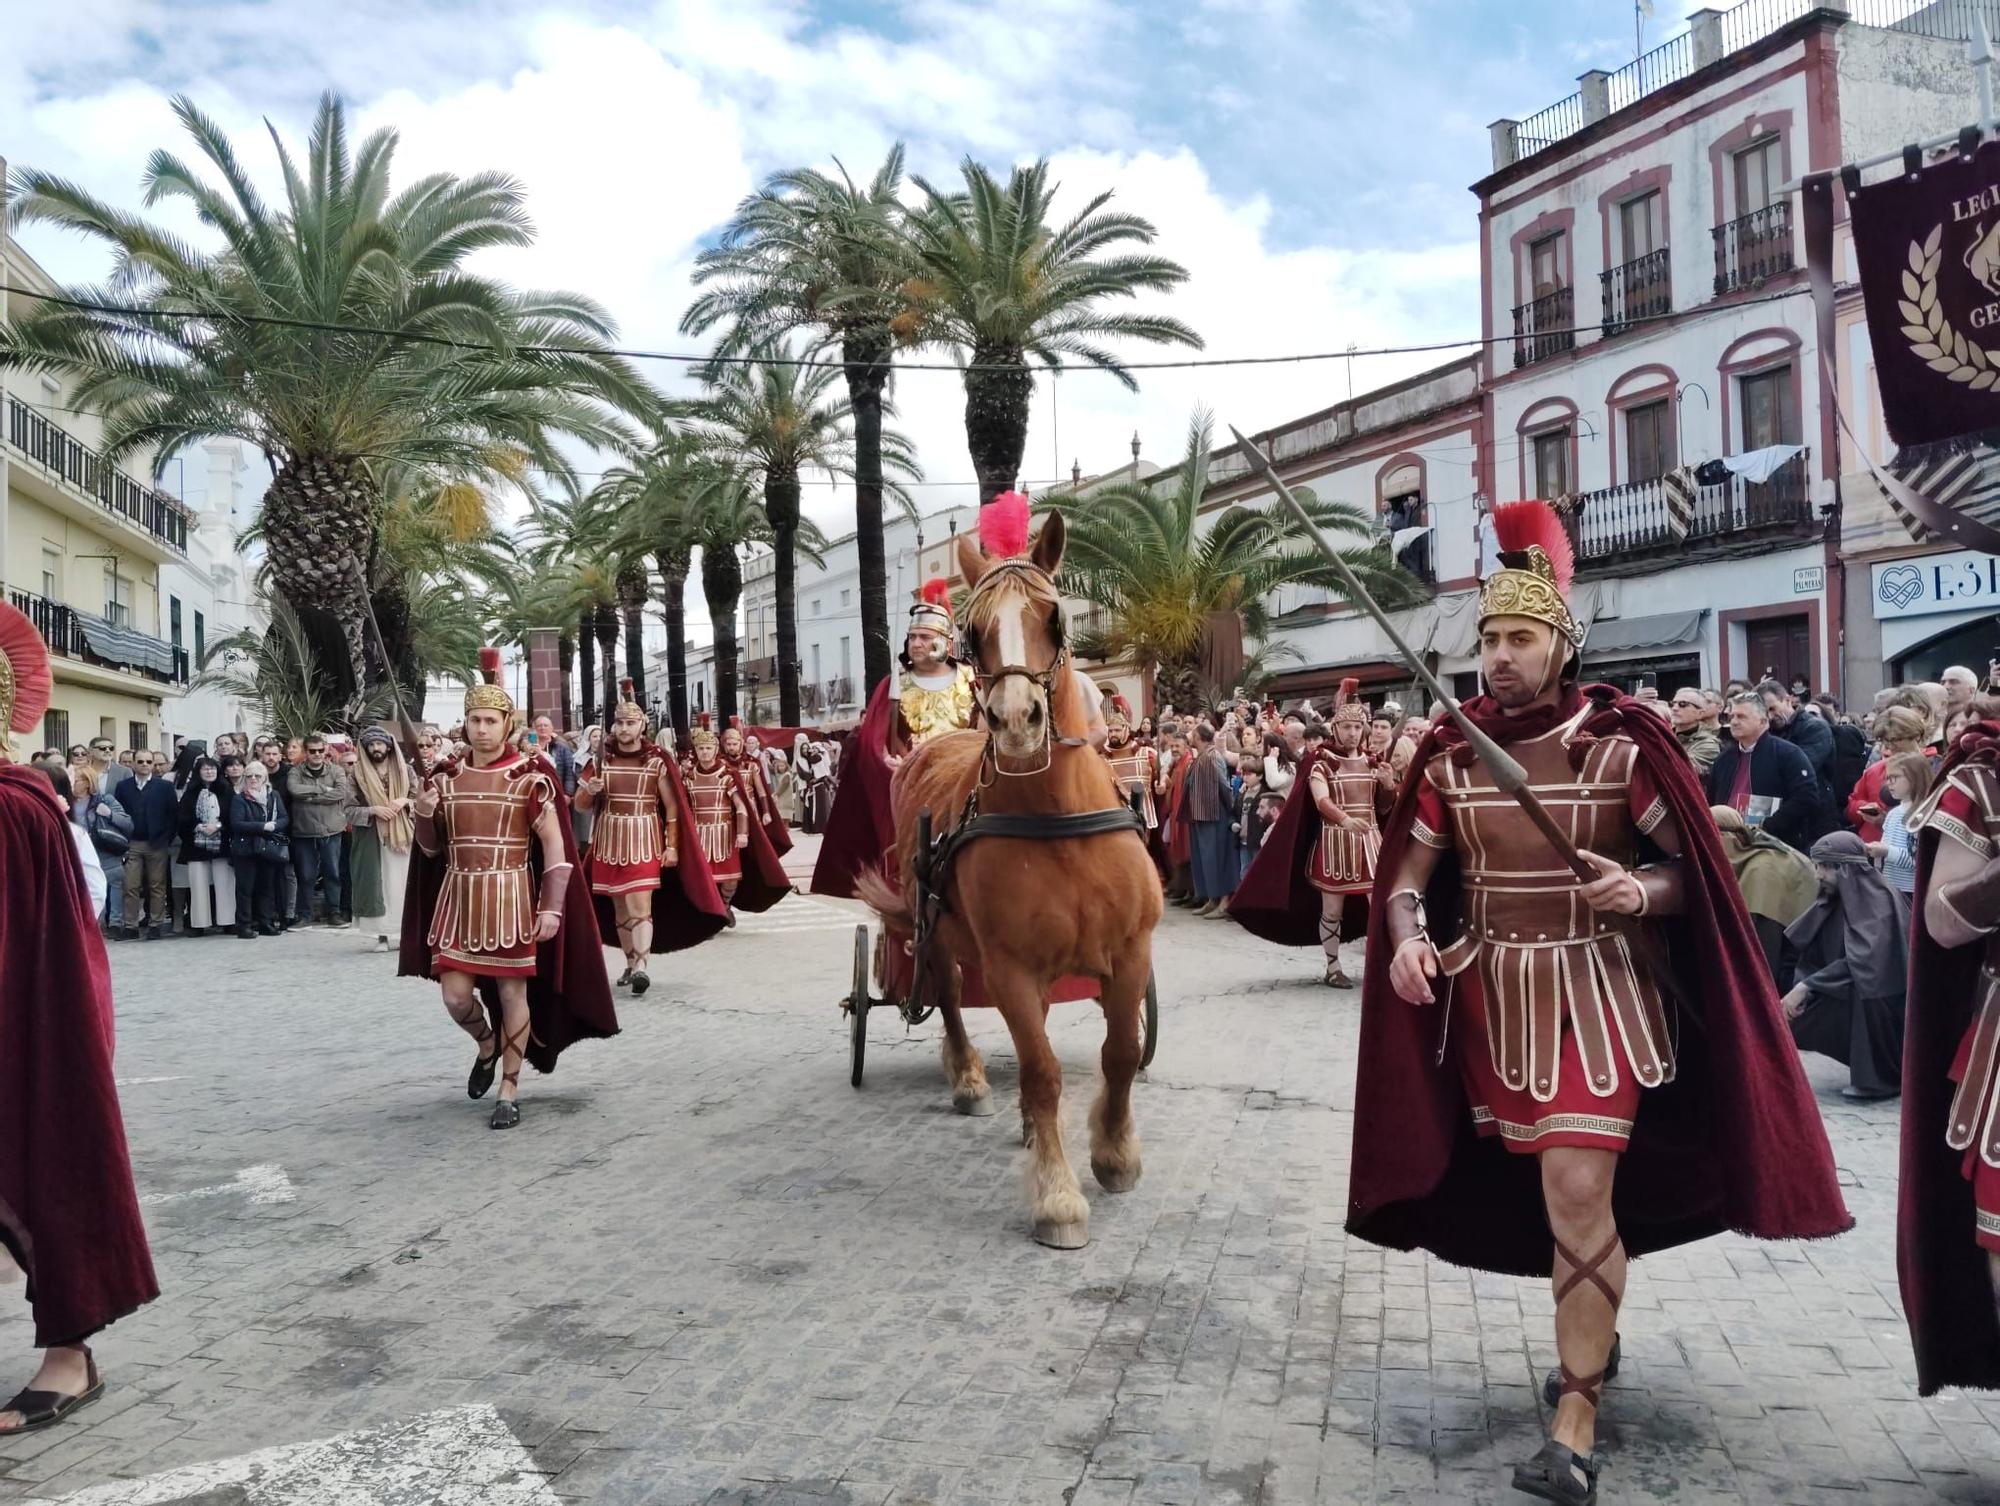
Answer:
1899, 223, 2000, 390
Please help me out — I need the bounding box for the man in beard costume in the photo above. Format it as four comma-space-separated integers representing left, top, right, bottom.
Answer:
1355, 501, 1849, 1504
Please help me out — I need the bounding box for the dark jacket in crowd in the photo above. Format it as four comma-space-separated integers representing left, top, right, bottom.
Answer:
1772, 708, 1835, 792
176, 777, 230, 864
228, 789, 289, 859
1826, 720, 1868, 809
1706, 732, 1823, 852
284, 760, 354, 839
115, 773, 180, 844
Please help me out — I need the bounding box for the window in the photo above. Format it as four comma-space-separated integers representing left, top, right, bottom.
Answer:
99, 717, 116, 743
1532, 427, 1573, 497
170, 595, 183, 647
104, 568, 132, 626
1618, 192, 1663, 264
1734, 137, 1784, 217
811, 598, 822, 618
41, 546, 62, 602
839, 588, 851, 609
811, 643, 822, 686
1624, 400, 1673, 483
1739, 367, 1798, 449
194, 610, 205, 666
43, 709, 69, 754
1529, 233, 1565, 296
128, 721, 148, 751
840, 636, 852, 683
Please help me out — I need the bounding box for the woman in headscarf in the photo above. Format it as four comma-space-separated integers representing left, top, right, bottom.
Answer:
176, 754, 229, 936
347, 727, 414, 953
1781, 830, 1911, 1100
1710, 804, 1821, 982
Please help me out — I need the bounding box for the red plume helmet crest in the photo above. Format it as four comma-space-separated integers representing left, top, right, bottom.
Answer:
978, 490, 1031, 559
1333, 675, 1369, 729
0, 601, 54, 739
1479, 501, 1585, 649
909, 576, 955, 638
466, 646, 513, 714
1489, 501, 1574, 595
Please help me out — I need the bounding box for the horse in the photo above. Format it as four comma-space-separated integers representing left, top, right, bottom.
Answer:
859, 510, 1164, 1249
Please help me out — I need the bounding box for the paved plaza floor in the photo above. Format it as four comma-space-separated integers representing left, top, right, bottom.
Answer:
2, 834, 1996, 1504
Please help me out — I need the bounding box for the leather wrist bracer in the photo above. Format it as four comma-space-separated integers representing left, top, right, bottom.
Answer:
538, 862, 573, 917
1631, 861, 1684, 917
1940, 854, 2000, 937
1385, 888, 1427, 951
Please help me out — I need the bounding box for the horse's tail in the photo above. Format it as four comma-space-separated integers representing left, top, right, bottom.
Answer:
854, 864, 913, 928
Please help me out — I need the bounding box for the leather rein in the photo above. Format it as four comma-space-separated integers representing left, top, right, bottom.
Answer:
959, 557, 1076, 780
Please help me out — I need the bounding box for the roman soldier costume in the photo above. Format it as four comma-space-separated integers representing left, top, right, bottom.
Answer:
400, 652, 617, 1100
0, 601, 159, 1369
812, 576, 980, 900
723, 718, 792, 856
681, 718, 792, 916
1347, 504, 1847, 1502
1230, 678, 1384, 985
1899, 716, 2000, 1394
1102, 698, 1160, 828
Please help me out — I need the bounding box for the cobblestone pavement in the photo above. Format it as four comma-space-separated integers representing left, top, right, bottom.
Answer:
2, 834, 1996, 1504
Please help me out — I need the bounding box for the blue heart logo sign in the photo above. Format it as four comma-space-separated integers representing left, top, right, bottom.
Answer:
1878, 564, 1924, 610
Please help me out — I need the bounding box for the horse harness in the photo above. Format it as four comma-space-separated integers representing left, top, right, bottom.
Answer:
958, 557, 1070, 707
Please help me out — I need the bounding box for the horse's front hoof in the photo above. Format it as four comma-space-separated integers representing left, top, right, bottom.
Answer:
1091, 1158, 1142, 1193
1032, 1218, 1090, 1250
953, 1089, 998, 1117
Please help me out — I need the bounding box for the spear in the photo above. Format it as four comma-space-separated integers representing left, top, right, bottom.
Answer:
358, 589, 430, 773
1227, 425, 1596, 883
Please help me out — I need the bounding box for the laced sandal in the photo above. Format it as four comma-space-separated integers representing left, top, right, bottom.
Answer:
1541, 1233, 1623, 1413
1511, 1439, 1600, 1504
630, 970, 650, 996
489, 1021, 530, 1129
447, 997, 501, 1100
0, 1349, 103, 1435
1544, 1333, 1620, 1407
614, 966, 633, 987
1323, 961, 1354, 989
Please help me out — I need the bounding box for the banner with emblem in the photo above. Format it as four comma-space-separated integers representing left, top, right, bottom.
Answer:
1850, 139, 2000, 447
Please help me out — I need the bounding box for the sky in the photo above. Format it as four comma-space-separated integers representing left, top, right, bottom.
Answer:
4, 0, 1706, 565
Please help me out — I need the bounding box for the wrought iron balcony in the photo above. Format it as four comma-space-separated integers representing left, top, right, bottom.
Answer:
1568, 449, 1812, 564
6, 399, 189, 554
1712, 202, 1794, 296
1600, 248, 1672, 335
1511, 286, 1576, 368
7, 588, 188, 686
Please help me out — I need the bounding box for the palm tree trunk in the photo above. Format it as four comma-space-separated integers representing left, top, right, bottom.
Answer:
844, 328, 894, 697
765, 465, 802, 726
704, 547, 743, 723
657, 550, 691, 739
594, 603, 619, 722
558, 633, 576, 730
578, 609, 598, 727
963, 344, 1033, 502
622, 604, 646, 701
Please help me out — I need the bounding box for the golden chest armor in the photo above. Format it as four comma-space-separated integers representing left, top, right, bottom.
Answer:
898, 664, 976, 745
430, 758, 546, 954
683, 763, 742, 864
594, 752, 668, 865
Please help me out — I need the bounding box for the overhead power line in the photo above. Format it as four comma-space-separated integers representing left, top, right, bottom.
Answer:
0, 283, 1816, 374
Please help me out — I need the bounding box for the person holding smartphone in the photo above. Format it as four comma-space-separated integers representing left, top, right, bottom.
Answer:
1847, 706, 1930, 843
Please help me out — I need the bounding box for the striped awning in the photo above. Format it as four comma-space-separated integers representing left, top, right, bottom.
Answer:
1880, 443, 2000, 545
74, 610, 178, 676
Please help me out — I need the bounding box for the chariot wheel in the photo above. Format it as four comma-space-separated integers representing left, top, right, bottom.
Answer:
848, 924, 871, 1088
1140, 973, 1160, 1070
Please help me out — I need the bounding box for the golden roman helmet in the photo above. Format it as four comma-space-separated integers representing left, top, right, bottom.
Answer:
1332, 677, 1370, 730
614, 677, 645, 722
465, 646, 514, 715
689, 714, 718, 756
1477, 501, 1587, 651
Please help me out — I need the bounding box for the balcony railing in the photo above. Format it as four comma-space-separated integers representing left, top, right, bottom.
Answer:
1712, 202, 1794, 295
7, 588, 188, 686
1601, 248, 1672, 334
1569, 449, 1812, 562
5, 398, 189, 554
1512, 286, 1576, 368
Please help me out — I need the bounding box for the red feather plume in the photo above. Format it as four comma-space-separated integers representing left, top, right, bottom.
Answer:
1337, 676, 1360, 703
920, 577, 951, 609
477, 645, 503, 684
979, 490, 1031, 558
620, 677, 634, 699
0, 601, 53, 736
1489, 501, 1574, 595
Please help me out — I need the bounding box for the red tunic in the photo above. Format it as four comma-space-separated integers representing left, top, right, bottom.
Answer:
1924, 776, 2000, 1250
682, 758, 746, 883
1307, 750, 1381, 895
583, 748, 675, 896
426, 750, 556, 979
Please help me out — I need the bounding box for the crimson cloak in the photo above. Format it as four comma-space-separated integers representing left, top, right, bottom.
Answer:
1348, 685, 1851, 1275
583, 746, 730, 953
1898, 719, 2000, 1395
399, 753, 619, 1074
811, 677, 897, 900
1230, 748, 1368, 946
0, 762, 159, 1346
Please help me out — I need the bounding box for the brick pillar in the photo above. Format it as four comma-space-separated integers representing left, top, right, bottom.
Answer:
527, 627, 564, 729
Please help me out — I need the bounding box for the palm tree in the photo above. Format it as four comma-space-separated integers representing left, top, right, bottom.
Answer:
682, 146, 916, 698
197, 596, 396, 737
0, 92, 647, 692
903, 157, 1203, 501
615, 559, 650, 701
685, 470, 828, 723
1044, 410, 1419, 705
685, 349, 918, 724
